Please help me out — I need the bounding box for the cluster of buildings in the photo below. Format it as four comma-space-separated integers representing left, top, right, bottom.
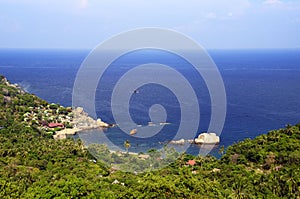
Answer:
22, 103, 73, 132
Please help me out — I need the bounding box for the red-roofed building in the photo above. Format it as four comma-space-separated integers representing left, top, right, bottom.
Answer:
48, 123, 64, 128
186, 159, 196, 166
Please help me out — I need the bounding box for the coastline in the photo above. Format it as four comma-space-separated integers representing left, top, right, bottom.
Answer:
53, 107, 113, 139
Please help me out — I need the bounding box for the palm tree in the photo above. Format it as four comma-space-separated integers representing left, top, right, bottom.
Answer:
218, 145, 225, 156
124, 140, 131, 153
285, 124, 293, 135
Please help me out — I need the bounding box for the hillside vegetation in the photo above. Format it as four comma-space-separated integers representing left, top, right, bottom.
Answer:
0, 75, 299, 198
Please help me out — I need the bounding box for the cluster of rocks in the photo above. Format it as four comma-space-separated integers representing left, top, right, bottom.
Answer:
169, 133, 220, 145
194, 132, 220, 144
54, 107, 113, 140
71, 107, 113, 130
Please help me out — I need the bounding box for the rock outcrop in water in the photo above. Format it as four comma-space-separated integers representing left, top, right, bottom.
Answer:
170, 139, 186, 145
194, 133, 220, 144
72, 107, 111, 129
169, 133, 220, 145
54, 107, 113, 139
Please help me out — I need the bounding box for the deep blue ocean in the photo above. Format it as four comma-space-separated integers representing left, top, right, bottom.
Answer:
1, 48, 300, 156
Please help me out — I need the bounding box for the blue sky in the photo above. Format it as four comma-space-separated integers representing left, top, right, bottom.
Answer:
0, 0, 299, 49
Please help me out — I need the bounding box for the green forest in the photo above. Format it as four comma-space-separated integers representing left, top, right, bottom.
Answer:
0, 74, 299, 198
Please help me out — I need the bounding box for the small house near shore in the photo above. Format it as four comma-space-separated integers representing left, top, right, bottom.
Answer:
48, 123, 64, 128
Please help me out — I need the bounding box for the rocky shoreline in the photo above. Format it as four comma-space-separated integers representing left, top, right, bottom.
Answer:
2, 76, 219, 144
0, 75, 114, 140
54, 107, 114, 139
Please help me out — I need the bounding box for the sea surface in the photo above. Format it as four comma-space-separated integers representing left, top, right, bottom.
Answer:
1, 48, 300, 156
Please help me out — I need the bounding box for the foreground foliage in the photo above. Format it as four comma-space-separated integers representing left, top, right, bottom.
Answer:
0, 75, 300, 198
